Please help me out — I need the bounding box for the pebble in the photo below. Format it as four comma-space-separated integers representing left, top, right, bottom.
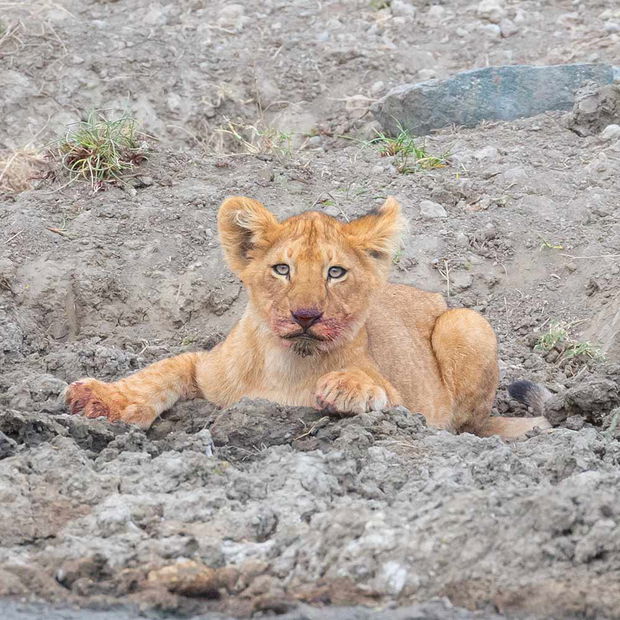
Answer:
419, 199, 447, 218
258, 167, 274, 183
502, 166, 528, 185
604, 21, 619, 33
418, 69, 437, 81
427, 5, 446, 22
600, 124, 620, 141
499, 18, 519, 37
0, 257, 16, 279
218, 4, 248, 31
475, 145, 500, 162
451, 271, 474, 292
455, 231, 469, 247
391, 0, 416, 18
480, 23, 501, 37
476, 0, 506, 24
370, 81, 385, 95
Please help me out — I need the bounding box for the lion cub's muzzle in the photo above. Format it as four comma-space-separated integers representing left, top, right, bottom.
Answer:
291, 308, 323, 330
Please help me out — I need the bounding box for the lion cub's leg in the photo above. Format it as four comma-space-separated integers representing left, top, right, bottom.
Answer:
65, 352, 201, 429
430, 309, 549, 438
430, 308, 499, 434
315, 366, 400, 415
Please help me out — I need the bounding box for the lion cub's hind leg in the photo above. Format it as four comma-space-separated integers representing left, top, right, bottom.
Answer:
431, 308, 550, 439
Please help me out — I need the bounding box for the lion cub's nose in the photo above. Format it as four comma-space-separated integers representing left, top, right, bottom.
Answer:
291, 309, 323, 330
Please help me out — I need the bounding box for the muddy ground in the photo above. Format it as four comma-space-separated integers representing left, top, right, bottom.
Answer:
1, 0, 620, 618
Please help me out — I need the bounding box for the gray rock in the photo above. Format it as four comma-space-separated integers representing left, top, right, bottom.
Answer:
476, 0, 506, 24
372, 64, 619, 137
419, 199, 447, 218
0, 432, 17, 459
601, 123, 620, 140
566, 82, 620, 136
499, 17, 519, 37
451, 271, 474, 292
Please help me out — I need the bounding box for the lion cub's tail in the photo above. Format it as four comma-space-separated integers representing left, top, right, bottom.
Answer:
479, 380, 553, 439
507, 380, 553, 415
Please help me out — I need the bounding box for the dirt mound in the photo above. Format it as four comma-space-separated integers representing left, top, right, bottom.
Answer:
2, 402, 620, 618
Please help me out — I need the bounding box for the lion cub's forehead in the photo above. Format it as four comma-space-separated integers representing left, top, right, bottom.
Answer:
274, 211, 350, 260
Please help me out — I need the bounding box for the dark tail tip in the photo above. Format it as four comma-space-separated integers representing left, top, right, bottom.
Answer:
508, 380, 552, 416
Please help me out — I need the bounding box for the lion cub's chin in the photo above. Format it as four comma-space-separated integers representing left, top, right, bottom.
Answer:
281, 335, 327, 358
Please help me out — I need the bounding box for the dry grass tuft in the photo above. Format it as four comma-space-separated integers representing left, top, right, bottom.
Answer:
58, 112, 148, 191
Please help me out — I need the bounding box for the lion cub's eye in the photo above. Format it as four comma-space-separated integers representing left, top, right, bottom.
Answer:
272, 264, 290, 276
327, 266, 347, 279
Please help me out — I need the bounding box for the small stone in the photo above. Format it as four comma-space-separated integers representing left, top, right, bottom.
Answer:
476, 0, 506, 24
545, 349, 560, 363
147, 560, 232, 597
482, 222, 497, 239
427, 5, 445, 22
567, 83, 620, 137
455, 232, 469, 247
475, 145, 500, 162
419, 199, 447, 218
451, 271, 474, 292
391, 0, 416, 18
258, 167, 274, 183
218, 4, 248, 31
600, 124, 620, 141
370, 80, 385, 95
565, 415, 585, 431
604, 21, 620, 33
134, 176, 153, 188
417, 69, 437, 81
480, 23, 501, 38
0, 432, 17, 460
306, 136, 322, 148
499, 18, 519, 37
0, 257, 16, 280
502, 167, 528, 185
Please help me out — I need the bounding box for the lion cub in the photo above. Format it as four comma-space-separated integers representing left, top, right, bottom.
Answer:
66, 196, 550, 439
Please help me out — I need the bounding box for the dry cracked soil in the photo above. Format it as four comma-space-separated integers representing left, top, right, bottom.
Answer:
1, 0, 620, 619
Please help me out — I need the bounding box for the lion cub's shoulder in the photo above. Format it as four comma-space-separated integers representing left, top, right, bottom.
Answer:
371, 283, 447, 331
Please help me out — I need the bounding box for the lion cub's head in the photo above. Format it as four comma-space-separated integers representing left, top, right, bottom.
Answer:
218, 196, 404, 356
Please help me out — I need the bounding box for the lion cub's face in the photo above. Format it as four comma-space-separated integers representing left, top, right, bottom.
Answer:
218, 196, 403, 356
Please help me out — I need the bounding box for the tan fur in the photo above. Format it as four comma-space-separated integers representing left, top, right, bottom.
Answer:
65, 196, 550, 439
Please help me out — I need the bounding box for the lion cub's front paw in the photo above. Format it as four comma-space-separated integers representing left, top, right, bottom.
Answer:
315, 370, 389, 415
65, 379, 155, 428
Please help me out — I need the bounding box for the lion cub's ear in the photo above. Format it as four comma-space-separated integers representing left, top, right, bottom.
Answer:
218, 196, 279, 273
345, 196, 405, 262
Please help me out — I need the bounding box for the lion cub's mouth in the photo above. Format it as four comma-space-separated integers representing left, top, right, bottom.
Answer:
282, 331, 326, 342
282, 331, 326, 357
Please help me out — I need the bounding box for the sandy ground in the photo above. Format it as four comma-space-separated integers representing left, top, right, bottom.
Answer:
1, 0, 620, 618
